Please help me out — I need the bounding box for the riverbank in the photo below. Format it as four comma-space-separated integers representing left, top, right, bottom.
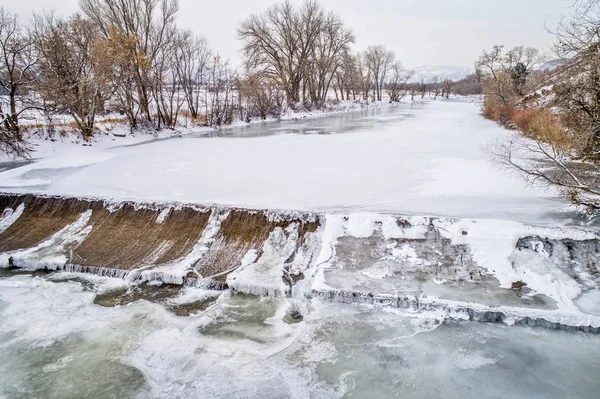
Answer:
6, 98, 428, 163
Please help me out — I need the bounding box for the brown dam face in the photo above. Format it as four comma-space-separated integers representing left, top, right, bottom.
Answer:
0, 194, 322, 288
72, 205, 210, 270
0, 195, 92, 253
195, 210, 291, 280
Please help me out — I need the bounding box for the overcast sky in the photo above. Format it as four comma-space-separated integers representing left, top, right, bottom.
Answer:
8, 0, 573, 69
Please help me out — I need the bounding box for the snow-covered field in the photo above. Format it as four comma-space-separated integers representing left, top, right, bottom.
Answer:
0, 99, 570, 224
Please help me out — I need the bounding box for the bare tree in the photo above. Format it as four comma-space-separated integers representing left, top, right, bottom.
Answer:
94, 28, 139, 130
332, 51, 357, 100
238, 1, 325, 107
151, 24, 183, 129
206, 55, 236, 127
0, 8, 37, 157
476, 45, 543, 105
174, 31, 211, 120
355, 52, 372, 101
493, 136, 600, 211
239, 73, 283, 120
364, 45, 394, 101
441, 78, 452, 99
33, 13, 109, 139
550, 0, 600, 158
386, 62, 412, 102
79, 0, 179, 128
476, 45, 513, 105
304, 12, 354, 106
452, 71, 483, 96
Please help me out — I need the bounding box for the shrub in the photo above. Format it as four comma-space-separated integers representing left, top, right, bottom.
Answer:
511, 108, 571, 150
482, 98, 514, 126
483, 97, 571, 151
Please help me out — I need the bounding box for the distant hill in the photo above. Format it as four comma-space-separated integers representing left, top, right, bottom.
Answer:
535, 59, 564, 72
409, 65, 473, 83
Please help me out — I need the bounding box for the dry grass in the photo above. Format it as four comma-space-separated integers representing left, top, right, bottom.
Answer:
98, 116, 128, 125
512, 108, 571, 150
482, 99, 515, 126
483, 99, 570, 150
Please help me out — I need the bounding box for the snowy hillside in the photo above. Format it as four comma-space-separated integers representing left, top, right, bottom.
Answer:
410, 65, 473, 82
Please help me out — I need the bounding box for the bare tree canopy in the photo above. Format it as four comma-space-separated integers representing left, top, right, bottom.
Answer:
174, 31, 211, 119
238, 0, 353, 107
364, 45, 395, 102
0, 8, 36, 157
79, 0, 179, 127
32, 13, 110, 138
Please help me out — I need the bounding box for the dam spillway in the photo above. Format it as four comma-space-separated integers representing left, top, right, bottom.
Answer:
1, 193, 600, 333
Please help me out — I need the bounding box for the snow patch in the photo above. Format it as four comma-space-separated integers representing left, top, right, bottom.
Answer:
0, 203, 24, 234
155, 207, 171, 224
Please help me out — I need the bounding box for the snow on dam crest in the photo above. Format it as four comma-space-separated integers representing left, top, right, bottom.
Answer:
1, 193, 600, 332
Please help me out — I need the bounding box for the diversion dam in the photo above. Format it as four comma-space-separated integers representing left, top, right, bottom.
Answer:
2, 193, 600, 333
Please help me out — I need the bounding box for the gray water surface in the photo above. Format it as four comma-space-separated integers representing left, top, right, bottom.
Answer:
1, 272, 600, 398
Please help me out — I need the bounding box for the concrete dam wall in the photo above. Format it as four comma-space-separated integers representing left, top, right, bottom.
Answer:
0, 194, 320, 293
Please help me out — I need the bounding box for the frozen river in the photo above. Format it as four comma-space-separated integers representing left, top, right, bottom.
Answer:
0, 100, 577, 224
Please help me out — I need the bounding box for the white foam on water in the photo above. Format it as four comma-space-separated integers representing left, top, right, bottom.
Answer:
2, 275, 600, 398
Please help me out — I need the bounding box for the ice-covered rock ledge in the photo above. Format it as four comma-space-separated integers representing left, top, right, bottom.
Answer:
310, 289, 600, 333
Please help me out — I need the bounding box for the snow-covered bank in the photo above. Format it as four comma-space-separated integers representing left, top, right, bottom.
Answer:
7, 98, 413, 162
0, 100, 571, 224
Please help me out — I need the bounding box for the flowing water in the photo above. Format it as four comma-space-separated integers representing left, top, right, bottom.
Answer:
1, 271, 600, 398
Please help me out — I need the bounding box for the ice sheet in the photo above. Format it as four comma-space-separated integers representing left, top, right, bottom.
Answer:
0, 101, 571, 224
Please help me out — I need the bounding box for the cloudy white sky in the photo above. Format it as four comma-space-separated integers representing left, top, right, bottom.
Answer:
8, 0, 573, 69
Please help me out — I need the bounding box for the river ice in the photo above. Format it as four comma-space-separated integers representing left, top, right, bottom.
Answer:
0, 100, 576, 224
